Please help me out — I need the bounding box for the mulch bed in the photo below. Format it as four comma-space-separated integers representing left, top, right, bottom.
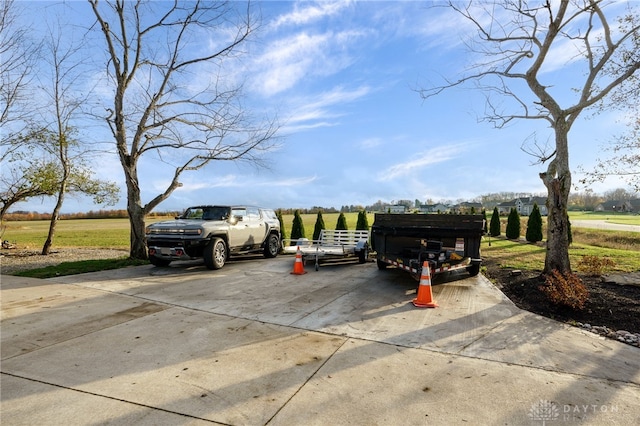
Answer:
483, 258, 640, 336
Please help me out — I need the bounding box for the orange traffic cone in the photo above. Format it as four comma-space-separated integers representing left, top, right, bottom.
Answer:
290, 246, 307, 275
413, 261, 438, 308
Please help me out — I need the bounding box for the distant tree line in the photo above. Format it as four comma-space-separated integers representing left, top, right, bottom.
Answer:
7, 186, 639, 221
3, 210, 179, 221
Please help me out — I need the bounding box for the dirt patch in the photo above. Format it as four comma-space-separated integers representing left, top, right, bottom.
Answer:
483, 259, 640, 346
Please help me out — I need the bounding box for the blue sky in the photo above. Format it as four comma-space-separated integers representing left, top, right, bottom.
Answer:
11, 1, 634, 213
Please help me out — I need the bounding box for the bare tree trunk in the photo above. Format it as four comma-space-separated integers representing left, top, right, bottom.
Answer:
42, 185, 65, 255
540, 127, 572, 274
119, 158, 146, 259
128, 201, 147, 260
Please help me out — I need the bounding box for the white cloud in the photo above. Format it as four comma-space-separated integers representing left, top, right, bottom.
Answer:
253, 32, 331, 96
282, 85, 372, 132
378, 144, 467, 180
173, 174, 318, 192
359, 137, 383, 149
251, 27, 369, 97
251, 2, 371, 98
271, 1, 353, 29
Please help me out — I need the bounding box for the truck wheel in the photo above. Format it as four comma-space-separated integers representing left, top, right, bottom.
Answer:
263, 233, 280, 258
358, 247, 368, 264
204, 237, 227, 270
376, 259, 387, 270
150, 256, 171, 267
467, 263, 480, 277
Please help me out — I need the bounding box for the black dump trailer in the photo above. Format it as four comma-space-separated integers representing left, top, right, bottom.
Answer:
371, 213, 485, 281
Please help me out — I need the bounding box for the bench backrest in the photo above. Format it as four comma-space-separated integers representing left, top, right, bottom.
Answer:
319, 229, 369, 245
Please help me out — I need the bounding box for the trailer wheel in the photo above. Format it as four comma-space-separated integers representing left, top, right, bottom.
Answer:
376, 259, 387, 270
467, 263, 480, 277
358, 247, 368, 264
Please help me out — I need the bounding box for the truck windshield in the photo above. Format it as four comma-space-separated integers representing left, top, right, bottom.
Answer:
183, 206, 229, 220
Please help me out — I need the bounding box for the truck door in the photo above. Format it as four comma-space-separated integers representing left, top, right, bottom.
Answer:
228, 207, 252, 249
244, 207, 265, 249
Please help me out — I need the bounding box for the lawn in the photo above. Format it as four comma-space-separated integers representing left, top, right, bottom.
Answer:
569, 211, 640, 225
1, 217, 170, 250
482, 237, 640, 273
3, 211, 638, 274
0, 214, 369, 250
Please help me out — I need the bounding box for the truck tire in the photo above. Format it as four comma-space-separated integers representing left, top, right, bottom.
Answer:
467, 263, 480, 277
358, 246, 368, 264
263, 233, 280, 258
150, 256, 171, 267
204, 237, 227, 270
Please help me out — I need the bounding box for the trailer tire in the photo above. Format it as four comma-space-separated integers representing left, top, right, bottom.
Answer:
358, 247, 368, 264
467, 263, 480, 277
376, 259, 387, 270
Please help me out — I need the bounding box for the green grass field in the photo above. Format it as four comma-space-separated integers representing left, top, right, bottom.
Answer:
568, 211, 640, 225
1, 213, 374, 250
3, 211, 639, 276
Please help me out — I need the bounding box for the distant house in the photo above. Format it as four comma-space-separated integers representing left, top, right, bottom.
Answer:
497, 200, 516, 215
595, 199, 640, 213
498, 197, 548, 216
388, 204, 406, 213
419, 204, 450, 213
517, 197, 548, 216
454, 202, 483, 214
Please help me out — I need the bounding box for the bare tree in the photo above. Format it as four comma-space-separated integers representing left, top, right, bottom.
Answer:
88, 0, 279, 259
603, 187, 637, 201
1, 0, 44, 233
0, 0, 37, 130
419, 0, 640, 274
568, 189, 602, 211
579, 115, 640, 192
579, 10, 640, 192
37, 22, 119, 255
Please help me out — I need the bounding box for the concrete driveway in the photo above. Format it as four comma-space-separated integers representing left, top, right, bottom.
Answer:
2, 256, 639, 425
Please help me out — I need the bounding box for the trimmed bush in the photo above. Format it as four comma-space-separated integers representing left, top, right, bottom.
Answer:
277, 209, 286, 241
336, 212, 348, 230
489, 206, 501, 237
356, 210, 369, 230
290, 209, 306, 244
525, 203, 543, 243
313, 211, 325, 241
505, 208, 520, 240
482, 209, 488, 234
